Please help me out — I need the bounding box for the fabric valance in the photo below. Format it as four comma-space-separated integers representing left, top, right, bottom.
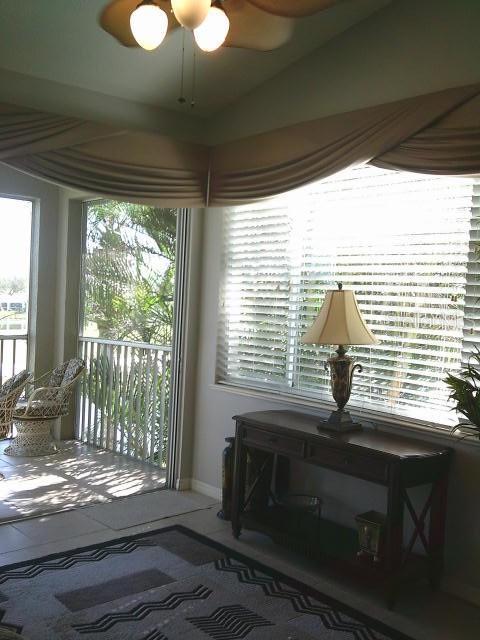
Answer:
372, 94, 480, 175
0, 105, 209, 206
1, 83, 480, 207
208, 83, 480, 204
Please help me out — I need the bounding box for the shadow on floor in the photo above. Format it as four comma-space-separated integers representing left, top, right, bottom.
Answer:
0, 439, 166, 523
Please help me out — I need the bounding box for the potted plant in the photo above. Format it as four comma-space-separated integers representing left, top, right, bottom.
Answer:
444, 347, 480, 438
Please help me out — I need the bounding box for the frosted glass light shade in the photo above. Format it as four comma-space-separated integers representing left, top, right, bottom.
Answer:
130, 2, 168, 50
194, 6, 230, 52
171, 0, 211, 29
302, 288, 378, 346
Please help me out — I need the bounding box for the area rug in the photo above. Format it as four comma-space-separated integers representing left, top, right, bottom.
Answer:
0, 525, 413, 640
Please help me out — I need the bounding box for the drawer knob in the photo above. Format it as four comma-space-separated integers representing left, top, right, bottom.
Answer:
343, 457, 352, 465
268, 436, 279, 444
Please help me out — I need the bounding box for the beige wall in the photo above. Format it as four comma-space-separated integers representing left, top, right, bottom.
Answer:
54, 192, 85, 439
0, 164, 85, 439
0, 164, 60, 377
209, 0, 480, 143
192, 206, 480, 605
1, 0, 480, 604
190, 1, 480, 604
4, 1, 479, 148
0, 68, 205, 144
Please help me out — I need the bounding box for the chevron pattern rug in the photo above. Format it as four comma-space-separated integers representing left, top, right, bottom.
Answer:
0, 525, 413, 640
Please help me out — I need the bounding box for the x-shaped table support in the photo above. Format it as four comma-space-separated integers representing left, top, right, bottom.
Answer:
402, 486, 433, 565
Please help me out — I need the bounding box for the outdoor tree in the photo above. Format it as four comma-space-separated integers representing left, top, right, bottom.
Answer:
84, 200, 176, 346
81, 200, 177, 466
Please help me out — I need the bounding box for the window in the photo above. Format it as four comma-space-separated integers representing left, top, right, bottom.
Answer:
217, 165, 480, 428
0, 197, 32, 384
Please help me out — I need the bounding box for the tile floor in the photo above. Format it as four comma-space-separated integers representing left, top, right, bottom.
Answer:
0, 440, 166, 523
0, 489, 477, 640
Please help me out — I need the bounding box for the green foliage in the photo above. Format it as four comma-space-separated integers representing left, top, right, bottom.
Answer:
84, 200, 176, 345
80, 200, 176, 466
444, 348, 480, 438
82, 348, 170, 466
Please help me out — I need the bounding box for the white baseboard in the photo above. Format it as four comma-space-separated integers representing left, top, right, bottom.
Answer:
190, 479, 222, 501
174, 477, 222, 501
443, 577, 480, 607
175, 477, 192, 491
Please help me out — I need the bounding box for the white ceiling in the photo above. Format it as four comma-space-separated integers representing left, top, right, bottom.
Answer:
0, 0, 389, 118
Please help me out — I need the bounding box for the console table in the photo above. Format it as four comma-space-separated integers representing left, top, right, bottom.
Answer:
231, 410, 452, 607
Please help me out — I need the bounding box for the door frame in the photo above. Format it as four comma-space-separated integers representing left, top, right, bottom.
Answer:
76, 201, 191, 485
166, 208, 190, 488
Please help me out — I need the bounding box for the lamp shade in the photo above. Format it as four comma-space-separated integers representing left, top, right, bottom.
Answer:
302, 287, 378, 346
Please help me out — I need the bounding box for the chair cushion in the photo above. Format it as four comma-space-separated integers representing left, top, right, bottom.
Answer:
0, 370, 30, 400
14, 360, 85, 420
48, 358, 85, 388
14, 400, 62, 420
62, 358, 85, 385
48, 362, 68, 388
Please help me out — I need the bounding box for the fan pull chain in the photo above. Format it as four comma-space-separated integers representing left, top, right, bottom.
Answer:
191, 42, 196, 109
178, 28, 186, 104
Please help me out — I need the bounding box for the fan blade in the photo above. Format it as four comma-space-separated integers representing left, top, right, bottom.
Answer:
100, 0, 177, 47
246, 0, 339, 18
224, 0, 294, 51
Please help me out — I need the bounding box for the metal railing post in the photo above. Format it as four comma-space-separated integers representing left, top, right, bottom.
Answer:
0, 334, 28, 386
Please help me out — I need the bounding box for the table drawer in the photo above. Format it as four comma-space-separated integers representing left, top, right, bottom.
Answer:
307, 444, 388, 483
243, 426, 305, 458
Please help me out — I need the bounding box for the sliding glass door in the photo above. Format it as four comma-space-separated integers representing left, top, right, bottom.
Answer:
77, 200, 183, 478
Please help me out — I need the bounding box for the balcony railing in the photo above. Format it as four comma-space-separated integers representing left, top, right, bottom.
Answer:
77, 337, 172, 469
0, 334, 28, 385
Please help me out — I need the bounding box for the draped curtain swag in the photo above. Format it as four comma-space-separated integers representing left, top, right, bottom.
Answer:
0, 105, 209, 206
1, 83, 480, 207
209, 83, 480, 204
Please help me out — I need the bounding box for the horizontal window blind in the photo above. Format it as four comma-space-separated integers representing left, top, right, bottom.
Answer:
218, 166, 480, 426
462, 182, 480, 363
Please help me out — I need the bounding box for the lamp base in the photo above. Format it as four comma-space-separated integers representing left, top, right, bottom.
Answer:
318, 409, 362, 433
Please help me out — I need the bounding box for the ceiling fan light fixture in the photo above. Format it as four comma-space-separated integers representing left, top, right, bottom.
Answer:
130, 0, 168, 51
171, 0, 211, 30
194, 4, 229, 52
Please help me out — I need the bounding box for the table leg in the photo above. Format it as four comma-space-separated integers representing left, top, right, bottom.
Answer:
385, 463, 404, 609
247, 449, 273, 511
231, 426, 247, 539
274, 454, 290, 498
428, 470, 448, 589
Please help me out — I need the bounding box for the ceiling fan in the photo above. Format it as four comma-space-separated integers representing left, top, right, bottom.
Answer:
100, 0, 341, 53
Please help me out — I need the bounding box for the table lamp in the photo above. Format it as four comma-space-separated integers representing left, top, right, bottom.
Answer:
301, 283, 378, 432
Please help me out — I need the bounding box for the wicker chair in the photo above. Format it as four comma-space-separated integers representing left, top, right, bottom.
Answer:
5, 358, 85, 457
0, 370, 31, 439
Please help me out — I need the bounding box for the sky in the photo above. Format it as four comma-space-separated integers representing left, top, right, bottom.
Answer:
0, 197, 32, 282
